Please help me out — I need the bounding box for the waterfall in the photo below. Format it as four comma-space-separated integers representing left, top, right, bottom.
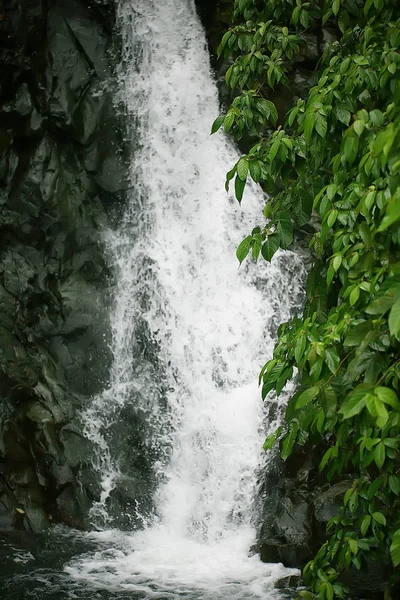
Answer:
66, 0, 306, 596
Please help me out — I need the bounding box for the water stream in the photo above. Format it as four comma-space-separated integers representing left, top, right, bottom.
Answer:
64, 0, 307, 597
0, 1, 307, 598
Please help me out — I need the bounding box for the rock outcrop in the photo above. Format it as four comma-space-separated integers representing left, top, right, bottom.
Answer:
0, 0, 129, 531
255, 445, 388, 599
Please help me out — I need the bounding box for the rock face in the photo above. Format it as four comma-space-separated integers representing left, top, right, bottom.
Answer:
256, 447, 344, 568
255, 445, 388, 599
0, 0, 129, 531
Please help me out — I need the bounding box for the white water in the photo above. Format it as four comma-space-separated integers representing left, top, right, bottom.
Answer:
67, 0, 306, 597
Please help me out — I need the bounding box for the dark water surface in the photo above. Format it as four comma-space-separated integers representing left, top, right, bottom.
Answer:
0, 528, 297, 600
0, 528, 136, 600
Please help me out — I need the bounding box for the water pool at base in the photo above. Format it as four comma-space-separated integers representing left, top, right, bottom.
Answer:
0, 529, 299, 600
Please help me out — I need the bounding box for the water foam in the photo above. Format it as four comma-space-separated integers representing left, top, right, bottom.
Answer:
67, 0, 306, 596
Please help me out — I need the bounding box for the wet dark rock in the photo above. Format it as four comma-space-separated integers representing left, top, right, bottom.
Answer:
60, 426, 93, 470
195, 0, 232, 58
260, 537, 311, 569
255, 443, 389, 598
56, 484, 91, 529
313, 481, 351, 525
0, 0, 130, 531
274, 574, 302, 590
273, 497, 311, 545
0, 501, 14, 531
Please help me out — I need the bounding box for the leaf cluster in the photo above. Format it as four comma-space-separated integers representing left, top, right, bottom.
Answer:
213, 0, 400, 597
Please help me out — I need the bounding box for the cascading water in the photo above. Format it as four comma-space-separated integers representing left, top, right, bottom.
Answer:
66, 0, 307, 597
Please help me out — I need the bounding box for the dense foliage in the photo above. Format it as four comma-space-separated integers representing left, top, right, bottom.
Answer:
212, 0, 400, 598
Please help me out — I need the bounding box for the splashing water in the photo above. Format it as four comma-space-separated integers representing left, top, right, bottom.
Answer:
67, 0, 307, 597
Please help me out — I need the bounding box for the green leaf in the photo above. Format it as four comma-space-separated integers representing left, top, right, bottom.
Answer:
304, 113, 315, 144
257, 99, 278, 123
353, 55, 369, 66
369, 109, 385, 127
294, 336, 306, 363
224, 111, 235, 133
388, 297, 400, 340
366, 477, 383, 500
349, 539, 358, 555
269, 140, 280, 162
251, 234, 262, 260
377, 200, 400, 232
263, 425, 283, 451
236, 157, 249, 181
343, 353, 371, 386
366, 294, 395, 315
275, 212, 293, 248
364, 0, 374, 14
389, 475, 400, 496
262, 381, 275, 400
225, 167, 236, 192
374, 400, 389, 429
375, 387, 399, 408
366, 393, 377, 418
218, 30, 232, 57
320, 447, 332, 471
374, 441, 386, 468
360, 515, 371, 535
325, 347, 340, 373
353, 119, 364, 136
327, 209, 338, 228
384, 438, 398, 448
350, 286, 360, 306
343, 133, 359, 165
344, 322, 371, 347
287, 105, 299, 126
344, 487, 354, 506
295, 385, 319, 409
211, 115, 225, 134
249, 160, 262, 182
390, 530, 400, 567
326, 582, 334, 600
336, 106, 351, 125
333, 254, 342, 272
236, 235, 252, 264
235, 174, 246, 202
339, 388, 367, 419
322, 386, 337, 416
276, 366, 293, 395
372, 511, 386, 526
281, 420, 299, 460
327, 265, 335, 286
332, 0, 340, 15
261, 233, 280, 262
298, 590, 314, 600
315, 113, 327, 138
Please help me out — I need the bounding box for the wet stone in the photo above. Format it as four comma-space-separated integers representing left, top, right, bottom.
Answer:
274, 574, 303, 589
26, 403, 53, 423
313, 481, 351, 524
273, 497, 311, 546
